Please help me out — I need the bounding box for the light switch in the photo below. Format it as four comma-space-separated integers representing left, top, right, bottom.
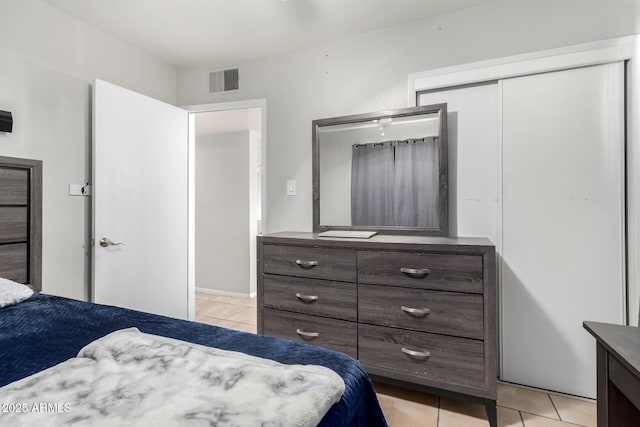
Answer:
287, 180, 296, 196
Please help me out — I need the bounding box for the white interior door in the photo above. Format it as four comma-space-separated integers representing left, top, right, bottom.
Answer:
93, 79, 189, 319
501, 63, 625, 398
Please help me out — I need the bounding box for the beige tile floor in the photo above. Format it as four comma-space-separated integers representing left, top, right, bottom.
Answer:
195, 291, 257, 334
195, 292, 596, 427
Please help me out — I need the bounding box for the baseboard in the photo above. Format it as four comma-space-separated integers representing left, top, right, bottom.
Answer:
195, 287, 256, 299
497, 380, 595, 402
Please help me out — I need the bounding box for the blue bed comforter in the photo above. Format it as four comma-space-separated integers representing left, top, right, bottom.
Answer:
0, 294, 387, 427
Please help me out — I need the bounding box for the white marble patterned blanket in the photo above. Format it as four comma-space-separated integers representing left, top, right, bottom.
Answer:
0, 328, 345, 426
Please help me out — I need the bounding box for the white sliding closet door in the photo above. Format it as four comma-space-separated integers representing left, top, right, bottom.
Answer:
501, 63, 625, 398
417, 82, 501, 245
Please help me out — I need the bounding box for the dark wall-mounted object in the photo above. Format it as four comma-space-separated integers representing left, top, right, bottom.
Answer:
0, 110, 13, 133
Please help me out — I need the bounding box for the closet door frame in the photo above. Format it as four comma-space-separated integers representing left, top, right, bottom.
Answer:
410, 35, 640, 328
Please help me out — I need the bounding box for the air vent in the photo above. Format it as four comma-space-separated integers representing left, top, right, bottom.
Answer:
209, 68, 239, 93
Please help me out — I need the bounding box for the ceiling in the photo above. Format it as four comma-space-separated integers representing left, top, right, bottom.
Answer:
42, 0, 498, 68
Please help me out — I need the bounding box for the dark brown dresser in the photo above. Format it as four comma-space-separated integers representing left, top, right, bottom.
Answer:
257, 231, 497, 426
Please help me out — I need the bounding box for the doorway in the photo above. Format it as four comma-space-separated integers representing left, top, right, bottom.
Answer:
92, 81, 265, 324
186, 102, 264, 327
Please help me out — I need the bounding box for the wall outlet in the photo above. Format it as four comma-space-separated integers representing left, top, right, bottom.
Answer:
68, 184, 84, 196
69, 183, 91, 196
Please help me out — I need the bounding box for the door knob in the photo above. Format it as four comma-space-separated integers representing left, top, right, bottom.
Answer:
99, 237, 125, 248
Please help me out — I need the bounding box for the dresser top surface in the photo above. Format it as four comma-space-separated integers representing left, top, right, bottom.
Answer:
583, 321, 640, 378
261, 231, 494, 250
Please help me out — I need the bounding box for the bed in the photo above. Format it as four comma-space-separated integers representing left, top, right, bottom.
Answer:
0, 155, 387, 426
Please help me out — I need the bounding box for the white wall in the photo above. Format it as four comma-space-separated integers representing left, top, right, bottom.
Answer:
0, 1, 176, 104
177, 0, 640, 233
195, 131, 251, 295
0, 0, 176, 300
248, 130, 261, 295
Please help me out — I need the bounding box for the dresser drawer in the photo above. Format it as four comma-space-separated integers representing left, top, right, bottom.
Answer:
359, 284, 484, 339
263, 275, 357, 321
263, 244, 356, 282
358, 323, 485, 389
263, 308, 357, 358
358, 251, 483, 293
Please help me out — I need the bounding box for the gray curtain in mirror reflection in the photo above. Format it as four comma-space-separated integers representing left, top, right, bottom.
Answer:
351, 137, 439, 228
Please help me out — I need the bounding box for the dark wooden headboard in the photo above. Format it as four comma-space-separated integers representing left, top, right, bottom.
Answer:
0, 156, 42, 291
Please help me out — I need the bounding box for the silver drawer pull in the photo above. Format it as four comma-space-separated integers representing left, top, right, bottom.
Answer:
296, 293, 319, 303
401, 347, 431, 360
401, 306, 431, 317
400, 267, 430, 278
296, 329, 319, 339
296, 259, 319, 269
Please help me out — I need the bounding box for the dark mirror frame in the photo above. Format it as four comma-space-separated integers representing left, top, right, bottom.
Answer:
312, 103, 448, 236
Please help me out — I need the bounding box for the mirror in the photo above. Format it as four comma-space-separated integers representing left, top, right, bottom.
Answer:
313, 104, 448, 236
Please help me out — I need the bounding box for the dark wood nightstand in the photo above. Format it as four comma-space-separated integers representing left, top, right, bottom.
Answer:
583, 321, 640, 426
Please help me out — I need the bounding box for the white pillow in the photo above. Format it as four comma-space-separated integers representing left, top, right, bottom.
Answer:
0, 278, 34, 308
